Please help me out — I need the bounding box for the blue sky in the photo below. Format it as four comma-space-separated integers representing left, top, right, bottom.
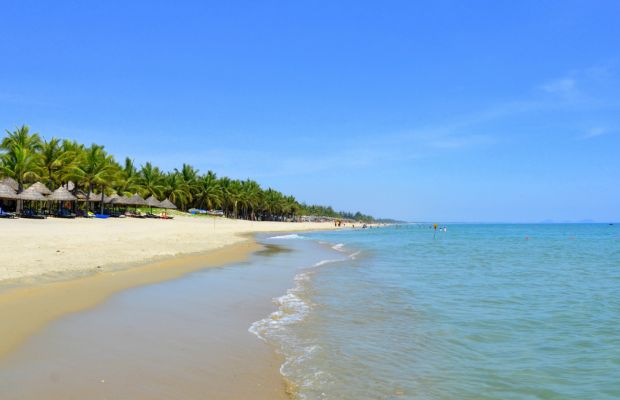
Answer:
1, 1, 618, 222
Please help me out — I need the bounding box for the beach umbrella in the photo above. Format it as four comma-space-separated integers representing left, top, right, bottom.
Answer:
0, 183, 18, 200
48, 186, 77, 213
0, 177, 18, 191
126, 193, 147, 207
159, 198, 177, 209
48, 186, 77, 201
28, 181, 52, 195
87, 191, 103, 202
145, 195, 162, 213
104, 192, 119, 204
75, 190, 88, 202
111, 195, 130, 205
18, 186, 48, 201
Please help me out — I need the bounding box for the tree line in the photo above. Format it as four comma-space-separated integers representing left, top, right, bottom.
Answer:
0, 125, 378, 222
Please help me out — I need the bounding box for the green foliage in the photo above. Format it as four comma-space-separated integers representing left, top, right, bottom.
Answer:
0, 125, 378, 221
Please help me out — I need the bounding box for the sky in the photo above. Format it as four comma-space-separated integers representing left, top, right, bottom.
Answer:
1, 1, 619, 222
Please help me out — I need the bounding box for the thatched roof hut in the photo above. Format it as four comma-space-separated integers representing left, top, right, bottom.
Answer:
159, 198, 177, 209
104, 193, 119, 204
145, 196, 162, 208
28, 182, 52, 195
111, 195, 130, 205
0, 177, 18, 191
18, 187, 48, 201
126, 193, 147, 206
75, 190, 102, 202
88, 191, 104, 202
48, 186, 77, 201
0, 183, 18, 200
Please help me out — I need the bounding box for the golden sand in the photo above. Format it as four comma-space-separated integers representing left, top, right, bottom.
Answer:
0, 216, 338, 284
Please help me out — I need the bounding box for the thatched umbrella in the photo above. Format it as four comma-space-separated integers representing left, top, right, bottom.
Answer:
29, 181, 52, 195
111, 195, 130, 205
48, 186, 77, 214
48, 186, 77, 201
0, 183, 18, 200
87, 191, 103, 202
18, 186, 48, 201
104, 192, 119, 204
0, 177, 18, 191
145, 195, 162, 214
159, 198, 177, 209
18, 187, 48, 215
126, 193, 147, 207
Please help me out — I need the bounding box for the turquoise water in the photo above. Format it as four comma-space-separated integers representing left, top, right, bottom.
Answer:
253, 224, 620, 399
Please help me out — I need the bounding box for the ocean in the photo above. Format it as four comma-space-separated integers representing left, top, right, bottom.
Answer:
252, 224, 620, 399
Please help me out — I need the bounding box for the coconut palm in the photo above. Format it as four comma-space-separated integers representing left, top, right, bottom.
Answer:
164, 172, 192, 209
1, 125, 42, 153
177, 163, 199, 199
1, 125, 377, 222
71, 144, 118, 212
240, 179, 262, 220
0, 144, 43, 192
115, 157, 141, 196
194, 171, 221, 211
137, 162, 165, 199
40, 137, 73, 189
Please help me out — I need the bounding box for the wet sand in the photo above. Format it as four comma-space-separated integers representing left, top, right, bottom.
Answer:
0, 238, 296, 399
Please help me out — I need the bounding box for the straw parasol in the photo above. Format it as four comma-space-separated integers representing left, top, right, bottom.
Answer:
0, 183, 18, 200
126, 193, 147, 207
48, 186, 77, 201
145, 195, 162, 214
0, 177, 18, 191
104, 192, 119, 204
111, 195, 130, 205
145, 196, 162, 208
28, 182, 52, 195
17, 186, 48, 201
159, 198, 177, 209
87, 191, 103, 202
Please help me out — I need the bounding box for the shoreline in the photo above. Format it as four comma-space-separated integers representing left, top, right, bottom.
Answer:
0, 239, 263, 360
0, 216, 342, 286
0, 217, 354, 398
0, 235, 304, 399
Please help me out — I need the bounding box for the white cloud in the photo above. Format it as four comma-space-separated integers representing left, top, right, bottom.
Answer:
542, 78, 576, 95
581, 127, 611, 139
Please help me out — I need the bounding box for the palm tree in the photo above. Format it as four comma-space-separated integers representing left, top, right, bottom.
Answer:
115, 157, 140, 196
164, 172, 192, 209
1, 125, 372, 222
71, 144, 118, 212
195, 171, 221, 211
40, 137, 72, 189
0, 144, 42, 192
177, 163, 199, 204
218, 176, 232, 217
137, 162, 165, 199
0, 125, 43, 192
226, 180, 244, 218
1, 125, 42, 152
240, 179, 262, 220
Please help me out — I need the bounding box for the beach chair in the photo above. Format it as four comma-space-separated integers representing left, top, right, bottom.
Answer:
0, 207, 17, 219
56, 209, 77, 218
21, 208, 46, 219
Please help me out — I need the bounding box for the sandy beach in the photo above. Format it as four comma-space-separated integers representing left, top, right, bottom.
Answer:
0, 217, 342, 399
0, 216, 337, 284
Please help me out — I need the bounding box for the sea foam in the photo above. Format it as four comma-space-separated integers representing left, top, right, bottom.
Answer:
268, 234, 306, 240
